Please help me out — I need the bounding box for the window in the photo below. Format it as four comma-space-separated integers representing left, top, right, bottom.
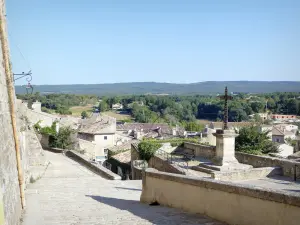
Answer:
104, 136, 107, 140
276, 138, 280, 142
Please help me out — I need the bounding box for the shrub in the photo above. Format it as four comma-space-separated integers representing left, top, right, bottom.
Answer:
138, 141, 162, 161
49, 126, 75, 149
235, 125, 279, 155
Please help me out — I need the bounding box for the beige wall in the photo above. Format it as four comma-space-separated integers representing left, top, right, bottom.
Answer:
235, 152, 300, 179
78, 138, 97, 159
141, 169, 300, 225
184, 142, 215, 159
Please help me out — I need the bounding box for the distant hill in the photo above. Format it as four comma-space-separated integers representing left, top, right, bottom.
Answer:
15, 81, 300, 96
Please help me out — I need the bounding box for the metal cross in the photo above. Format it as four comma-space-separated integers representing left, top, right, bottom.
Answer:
219, 86, 233, 130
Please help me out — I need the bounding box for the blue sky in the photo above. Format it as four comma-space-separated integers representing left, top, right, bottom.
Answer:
6, 0, 300, 85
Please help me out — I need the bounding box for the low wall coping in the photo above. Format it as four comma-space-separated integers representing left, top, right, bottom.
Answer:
144, 168, 300, 207
44, 147, 65, 153
184, 142, 215, 149
236, 152, 300, 167
66, 150, 121, 180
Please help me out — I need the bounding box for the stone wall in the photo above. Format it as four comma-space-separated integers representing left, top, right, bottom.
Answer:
141, 169, 300, 225
0, 63, 22, 225
131, 143, 185, 179
131, 160, 148, 180
65, 150, 121, 180
148, 155, 185, 175
16, 100, 60, 128
212, 167, 282, 181
0, 2, 22, 222
235, 152, 300, 179
0, 3, 47, 223
78, 138, 96, 159
183, 142, 216, 158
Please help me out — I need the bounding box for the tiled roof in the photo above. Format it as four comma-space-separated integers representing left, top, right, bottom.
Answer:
272, 125, 295, 136
78, 115, 115, 134
117, 123, 171, 132
111, 150, 131, 164
272, 126, 285, 136
108, 141, 139, 153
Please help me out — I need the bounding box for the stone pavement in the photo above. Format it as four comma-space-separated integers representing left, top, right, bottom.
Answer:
22, 151, 225, 225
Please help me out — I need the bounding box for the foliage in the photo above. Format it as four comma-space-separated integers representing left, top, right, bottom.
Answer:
15, 81, 300, 96
37, 122, 57, 136
141, 137, 204, 148
138, 141, 162, 161
34, 121, 74, 149
55, 107, 72, 115
49, 126, 74, 149
17, 92, 98, 115
235, 126, 279, 155
41, 107, 52, 113
33, 121, 42, 131
17, 91, 300, 125
285, 137, 297, 147
182, 121, 204, 132
81, 111, 88, 119
99, 101, 109, 112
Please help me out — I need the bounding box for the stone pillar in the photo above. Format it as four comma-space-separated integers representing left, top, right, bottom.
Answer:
212, 129, 252, 171
213, 129, 239, 166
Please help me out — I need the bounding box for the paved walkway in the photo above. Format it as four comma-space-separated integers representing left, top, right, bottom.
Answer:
22, 151, 225, 225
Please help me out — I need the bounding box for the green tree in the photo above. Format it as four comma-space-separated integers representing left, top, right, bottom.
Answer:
50, 126, 74, 149
183, 121, 204, 132
138, 141, 162, 161
81, 111, 88, 119
235, 126, 278, 155
99, 101, 108, 112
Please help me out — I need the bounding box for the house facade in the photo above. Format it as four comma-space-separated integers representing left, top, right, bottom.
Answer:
78, 115, 116, 162
271, 114, 297, 120
272, 124, 298, 143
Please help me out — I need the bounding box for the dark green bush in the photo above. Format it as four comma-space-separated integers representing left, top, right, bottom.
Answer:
138, 141, 162, 161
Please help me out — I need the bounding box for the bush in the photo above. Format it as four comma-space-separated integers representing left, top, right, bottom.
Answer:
49, 126, 74, 149
138, 141, 162, 161
235, 125, 279, 155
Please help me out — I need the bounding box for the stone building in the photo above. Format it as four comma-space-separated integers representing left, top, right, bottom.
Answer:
78, 115, 116, 162
272, 124, 298, 143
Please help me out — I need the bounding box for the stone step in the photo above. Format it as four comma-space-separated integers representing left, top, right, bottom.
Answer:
191, 166, 215, 174
199, 163, 221, 171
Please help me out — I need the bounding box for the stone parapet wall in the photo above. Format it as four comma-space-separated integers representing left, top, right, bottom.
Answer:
16, 100, 60, 128
131, 160, 148, 180
212, 167, 283, 181
0, 55, 21, 225
183, 142, 216, 158
141, 169, 300, 225
236, 152, 300, 179
65, 150, 121, 180
78, 138, 96, 159
148, 155, 185, 175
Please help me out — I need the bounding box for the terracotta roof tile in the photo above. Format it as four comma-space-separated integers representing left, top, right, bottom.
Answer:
111, 150, 131, 164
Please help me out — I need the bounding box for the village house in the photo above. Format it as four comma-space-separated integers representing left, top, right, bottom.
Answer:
271, 114, 297, 121
77, 115, 116, 162
249, 113, 269, 120
112, 103, 123, 110
116, 122, 185, 140
272, 124, 298, 143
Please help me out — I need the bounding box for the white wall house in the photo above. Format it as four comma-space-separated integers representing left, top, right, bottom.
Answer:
112, 103, 123, 110
78, 115, 116, 162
